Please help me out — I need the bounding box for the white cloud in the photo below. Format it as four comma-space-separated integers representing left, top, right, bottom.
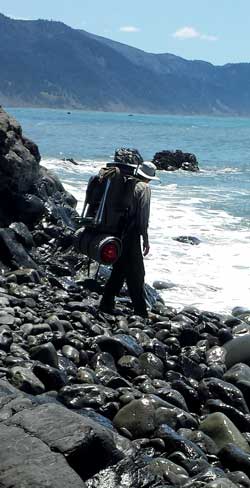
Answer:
173, 26, 218, 42
119, 26, 140, 33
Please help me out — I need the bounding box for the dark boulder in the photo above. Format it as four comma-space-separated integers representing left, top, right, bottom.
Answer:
153, 149, 199, 172
0, 423, 85, 488
0, 107, 40, 195
0, 228, 38, 270
114, 147, 143, 167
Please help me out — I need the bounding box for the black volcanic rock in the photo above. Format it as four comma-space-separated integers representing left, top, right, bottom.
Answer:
153, 150, 199, 172
114, 148, 143, 167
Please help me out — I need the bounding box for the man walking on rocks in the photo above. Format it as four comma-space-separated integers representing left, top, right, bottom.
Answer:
100, 162, 158, 318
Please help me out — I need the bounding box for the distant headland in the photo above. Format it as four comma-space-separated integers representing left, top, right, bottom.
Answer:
1, 13, 250, 115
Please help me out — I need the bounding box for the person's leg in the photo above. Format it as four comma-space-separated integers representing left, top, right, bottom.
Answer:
125, 234, 148, 318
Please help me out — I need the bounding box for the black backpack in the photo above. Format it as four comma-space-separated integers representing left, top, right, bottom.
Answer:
82, 166, 137, 236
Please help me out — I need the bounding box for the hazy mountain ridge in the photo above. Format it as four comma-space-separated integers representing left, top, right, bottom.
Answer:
1, 13, 250, 114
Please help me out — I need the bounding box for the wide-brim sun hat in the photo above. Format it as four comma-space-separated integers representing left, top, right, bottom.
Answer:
136, 161, 159, 180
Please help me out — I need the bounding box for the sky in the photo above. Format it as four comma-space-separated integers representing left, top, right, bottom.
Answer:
0, 0, 249, 65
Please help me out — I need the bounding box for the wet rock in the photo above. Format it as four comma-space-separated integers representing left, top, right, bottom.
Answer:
204, 399, 250, 432
178, 428, 218, 455
156, 386, 188, 411
95, 367, 131, 389
86, 454, 159, 488
224, 363, 250, 385
156, 423, 207, 458
0, 310, 15, 326
8, 366, 45, 395
198, 377, 249, 414
138, 352, 164, 379
114, 147, 143, 166
173, 235, 201, 245
200, 412, 250, 452
224, 336, 250, 368
117, 355, 142, 379
76, 367, 96, 384
91, 352, 117, 371
0, 326, 13, 351
10, 222, 34, 249
62, 345, 80, 365
153, 149, 199, 172
149, 457, 189, 485
9, 268, 41, 284
95, 334, 143, 359
8, 403, 122, 480
114, 398, 157, 438
153, 280, 176, 290
219, 444, 250, 478
0, 423, 85, 487
59, 384, 119, 409
0, 228, 38, 270
33, 362, 67, 391
228, 471, 250, 487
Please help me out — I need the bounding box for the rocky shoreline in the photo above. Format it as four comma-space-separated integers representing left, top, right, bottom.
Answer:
0, 107, 250, 487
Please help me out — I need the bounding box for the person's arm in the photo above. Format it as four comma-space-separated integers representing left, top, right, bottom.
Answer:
135, 182, 151, 255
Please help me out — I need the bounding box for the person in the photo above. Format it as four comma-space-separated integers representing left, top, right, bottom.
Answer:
99, 161, 158, 318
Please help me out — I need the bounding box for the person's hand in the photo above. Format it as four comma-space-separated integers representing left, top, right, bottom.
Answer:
143, 242, 150, 256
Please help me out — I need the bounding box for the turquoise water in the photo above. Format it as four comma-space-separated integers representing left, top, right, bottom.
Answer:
7, 108, 250, 312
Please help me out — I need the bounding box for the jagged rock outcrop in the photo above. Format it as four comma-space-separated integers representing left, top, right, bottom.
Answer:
114, 148, 143, 167
0, 106, 78, 228
153, 150, 199, 172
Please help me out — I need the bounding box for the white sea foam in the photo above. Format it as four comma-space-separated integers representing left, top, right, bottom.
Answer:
42, 157, 250, 314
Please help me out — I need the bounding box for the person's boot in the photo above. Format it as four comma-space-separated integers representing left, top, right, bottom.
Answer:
99, 296, 115, 314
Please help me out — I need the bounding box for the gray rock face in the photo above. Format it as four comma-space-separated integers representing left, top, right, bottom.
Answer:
0, 107, 40, 195
8, 403, 122, 480
0, 423, 85, 488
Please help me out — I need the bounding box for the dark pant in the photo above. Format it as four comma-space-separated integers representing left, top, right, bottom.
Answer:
100, 231, 148, 317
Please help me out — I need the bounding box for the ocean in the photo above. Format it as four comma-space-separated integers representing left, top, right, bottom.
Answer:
7, 108, 250, 314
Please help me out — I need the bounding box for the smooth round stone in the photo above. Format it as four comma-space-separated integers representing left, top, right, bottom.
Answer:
29, 323, 52, 336
76, 367, 95, 384
30, 342, 58, 368
91, 352, 117, 371
200, 412, 250, 452
8, 366, 45, 395
113, 398, 156, 438
199, 377, 249, 414
206, 346, 226, 366
232, 323, 250, 338
224, 363, 250, 385
155, 406, 178, 429
33, 362, 67, 390
178, 428, 218, 455
117, 355, 142, 379
153, 280, 176, 290
0, 311, 15, 326
0, 326, 13, 352
95, 334, 143, 359
138, 353, 164, 379
62, 345, 80, 365
232, 306, 250, 317
224, 336, 250, 368
228, 471, 250, 488
219, 444, 250, 478
203, 479, 238, 488
149, 457, 189, 485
